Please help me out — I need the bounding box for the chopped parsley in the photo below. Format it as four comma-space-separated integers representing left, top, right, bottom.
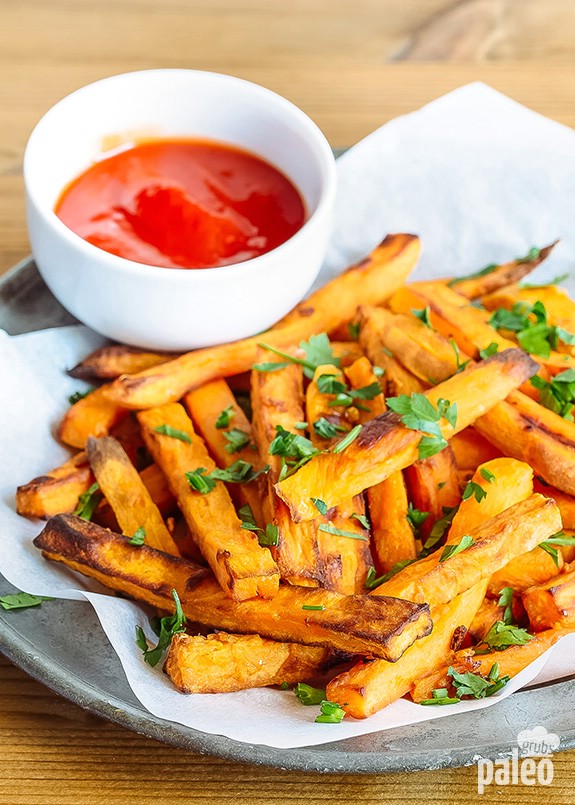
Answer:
302, 604, 325, 611
332, 424, 362, 454
406, 503, 429, 537
348, 321, 360, 339
73, 482, 102, 521
498, 587, 515, 625
539, 532, 575, 567
257, 333, 340, 379
68, 387, 95, 405
418, 505, 459, 558
421, 663, 510, 704
450, 339, 470, 373
311, 498, 328, 515
412, 306, 432, 328
128, 526, 146, 546
269, 425, 320, 480
135, 589, 186, 667
315, 700, 346, 724
479, 342, 500, 360
475, 621, 533, 653
351, 512, 370, 529
440, 535, 474, 562
531, 369, 575, 420
448, 263, 498, 288
153, 424, 192, 443
489, 300, 575, 359
186, 460, 268, 493
223, 428, 252, 454
0, 591, 52, 611
462, 480, 487, 503
316, 373, 381, 410
480, 468, 496, 484
313, 417, 347, 440
364, 559, 414, 590
294, 682, 325, 706
215, 405, 235, 429
318, 523, 368, 541
519, 273, 569, 289
386, 393, 457, 459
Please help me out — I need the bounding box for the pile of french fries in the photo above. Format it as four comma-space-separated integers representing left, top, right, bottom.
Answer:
18, 232, 575, 720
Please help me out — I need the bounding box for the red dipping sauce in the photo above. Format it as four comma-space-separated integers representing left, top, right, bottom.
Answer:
55, 139, 306, 269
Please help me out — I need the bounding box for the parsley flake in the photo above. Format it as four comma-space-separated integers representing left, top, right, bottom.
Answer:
480, 468, 496, 484
311, 498, 328, 515
73, 482, 102, 521
215, 405, 235, 429
332, 424, 362, 454
294, 683, 325, 706
0, 591, 52, 611
302, 604, 325, 611
128, 526, 146, 546
136, 589, 186, 667
318, 523, 368, 541
258, 334, 340, 379
406, 503, 429, 536
68, 387, 95, 405
440, 535, 474, 562
539, 532, 575, 567
153, 424, 192, 443
479, 342, 500, 360
313, 417, 347, 440
223, 428, 252, 454
351, 512, 370, 529
531, 369, 575, 420
462, 480, 487, 503
475, 621, 533, 653
498, 587, 515, 625
412, 307, 432, 328
386, 393, 457, 459
315, 700, 346, 724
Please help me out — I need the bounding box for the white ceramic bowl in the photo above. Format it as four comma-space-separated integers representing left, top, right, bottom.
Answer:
24, 70, 336, 350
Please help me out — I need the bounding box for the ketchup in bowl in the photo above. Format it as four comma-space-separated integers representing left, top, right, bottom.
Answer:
55, 139, 306, 269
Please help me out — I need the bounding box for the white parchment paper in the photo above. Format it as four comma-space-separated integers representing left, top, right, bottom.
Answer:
1, 83, 574, 748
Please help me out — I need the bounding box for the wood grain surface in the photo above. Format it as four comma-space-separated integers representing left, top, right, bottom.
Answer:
2, 1, 575, 802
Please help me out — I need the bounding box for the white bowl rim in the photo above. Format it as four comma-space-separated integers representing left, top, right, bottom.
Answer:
24, 68, 337, 281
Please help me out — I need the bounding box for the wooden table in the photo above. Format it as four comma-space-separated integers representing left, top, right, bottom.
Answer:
2, 2, 575, 802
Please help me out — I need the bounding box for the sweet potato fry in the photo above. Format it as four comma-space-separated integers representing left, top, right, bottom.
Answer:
410, 623, 571, 703
304, 363, 372, 593
468, 597, 506, 643
474, 389, 575, 496
450, 428, 502, 470
34, 514, 432, 660
249, 357, 323, 587
404, 447, 461, 538
276, 349, 537, 521
534, 480, 575, 531
165, 632, 331, 694
522, 566, 575, 630
331, 341, 364, 367
391, 280, 575, 374
373, 494, 560, 606
447, 242, 557, 300
16, 451, 93, 519
358, 305, 456, 385
448, 457, 534, 544
326, 582, 487, 718
68, 345, 178, 380
58, 385, 129, 450
184, 379, 266, 528
487, 547, 563, 597
137, 403, 280, 601
86, 436, 180, 556
103, 234, 421, 409
345, 357, 417, 572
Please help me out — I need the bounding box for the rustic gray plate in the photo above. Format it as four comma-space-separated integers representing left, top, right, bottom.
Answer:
1, 257, 575, 773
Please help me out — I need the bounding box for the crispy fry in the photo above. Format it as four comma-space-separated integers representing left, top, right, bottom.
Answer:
487, 547, 563, 597
34, 514, 432, 660
522, 566, 575, 630
276, 349, 537, 521
534, 480, 575, 531
468, 597, 505, 643
305, 363, 372, 593
86, 436, 180, 556
58, 385, 129, 450
184, 379, 266, 528
16, 451, 93, 519
344, 358, 417, 573
392, 280, 575, 374
326, 583, 487, 718
373, 495, 560, 606
410, 623, 571, 703
137, 403, 280, 601
448, 241, 557, 300
103, 234, 421, 409
448, 457, 534, 544
68, 345, 178, 380
165, 632, 331, 693
404, 447, 461, 538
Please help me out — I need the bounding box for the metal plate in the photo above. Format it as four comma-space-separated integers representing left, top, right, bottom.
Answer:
1, 258, 575, 772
